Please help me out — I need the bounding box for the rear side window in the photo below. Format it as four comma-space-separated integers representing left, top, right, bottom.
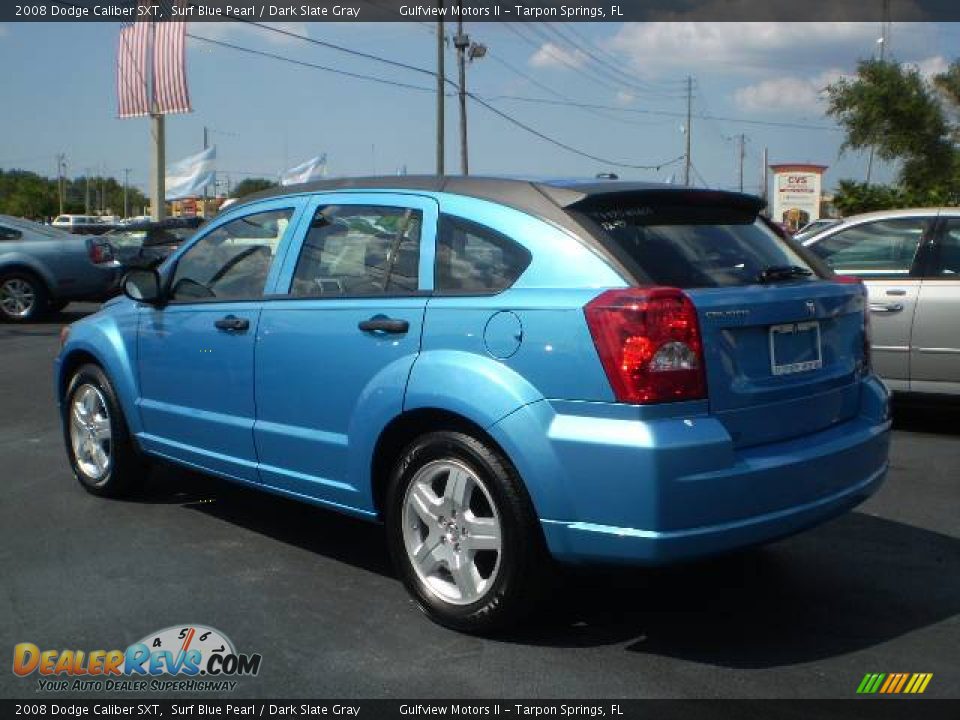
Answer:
289, 205, 422, 296
578, 202, 816, 288
435, 215, 531, 294
931, 219, 960, 277
808, 218, 929, 277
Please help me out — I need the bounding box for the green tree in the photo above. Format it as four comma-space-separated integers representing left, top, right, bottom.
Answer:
825, 59, 960, 207
232, 177, 278, 198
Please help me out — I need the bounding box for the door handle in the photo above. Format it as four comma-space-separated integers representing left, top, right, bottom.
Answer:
358, 315, 410, 334
214, 315, 250, 332
885, 289, 907, 296
869, 302, 904, 314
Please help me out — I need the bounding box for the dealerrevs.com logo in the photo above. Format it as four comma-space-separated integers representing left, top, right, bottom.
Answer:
13, 625, 262, 692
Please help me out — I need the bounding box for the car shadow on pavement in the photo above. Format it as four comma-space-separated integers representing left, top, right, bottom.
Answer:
892, 398, 960, 436
135, 461, 957, 668
139, 462, 394, 578
506, 512, 958, 668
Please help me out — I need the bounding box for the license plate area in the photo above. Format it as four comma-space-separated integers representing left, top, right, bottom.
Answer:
769, 321, 822, 376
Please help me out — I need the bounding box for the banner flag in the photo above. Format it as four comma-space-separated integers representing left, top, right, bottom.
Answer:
165, 147, 216, 200
281, 154, 328, 186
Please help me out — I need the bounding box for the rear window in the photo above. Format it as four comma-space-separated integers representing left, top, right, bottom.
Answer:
578, 201, 817, 288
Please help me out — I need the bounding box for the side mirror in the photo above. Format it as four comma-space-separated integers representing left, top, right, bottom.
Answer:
122, 268, 163, 305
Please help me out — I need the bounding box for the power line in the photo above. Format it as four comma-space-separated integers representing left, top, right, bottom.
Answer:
194, 30, 685, 171
485, 94, 840, 132
187, 33, 437, 93
485, 52, 675, 129
536, 22, 687, 100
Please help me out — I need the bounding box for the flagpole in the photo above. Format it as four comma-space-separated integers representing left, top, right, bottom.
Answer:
149, 20, 166, 220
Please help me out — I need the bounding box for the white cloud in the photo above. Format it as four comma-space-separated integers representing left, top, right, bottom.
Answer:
607, 23, 882, 75
615, 90, 636, 105
0, 24, 8, 38
529, 42, 587, 70
911, 55, 949, 79
733, 69, 848, 114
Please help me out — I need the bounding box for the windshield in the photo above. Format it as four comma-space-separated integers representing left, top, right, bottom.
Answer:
579, 202, 818, 288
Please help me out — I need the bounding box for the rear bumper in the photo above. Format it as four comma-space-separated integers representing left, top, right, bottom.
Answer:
541, 460, 886, 564
490, 375, 891, 566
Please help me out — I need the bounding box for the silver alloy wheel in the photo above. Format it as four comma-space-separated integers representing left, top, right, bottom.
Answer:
402, 459, 503, 606
0, 278, 36, 318
69, 384, 112, 483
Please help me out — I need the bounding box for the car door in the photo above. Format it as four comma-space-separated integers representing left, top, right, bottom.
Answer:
807, 216, 934, 391
136, 199, 304, 481
254, 193, 436, 511
910, 215, 960, 394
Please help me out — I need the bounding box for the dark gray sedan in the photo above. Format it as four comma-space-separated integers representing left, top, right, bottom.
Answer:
0, 215, 121, 322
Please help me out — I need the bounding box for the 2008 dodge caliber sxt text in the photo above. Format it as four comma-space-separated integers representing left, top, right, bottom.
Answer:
54, 177, 891, 632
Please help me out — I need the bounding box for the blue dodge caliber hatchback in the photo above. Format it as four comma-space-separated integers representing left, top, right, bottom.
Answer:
56, 177, 891, 632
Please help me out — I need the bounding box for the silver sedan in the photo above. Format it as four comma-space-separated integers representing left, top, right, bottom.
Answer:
803, 208, 960, 396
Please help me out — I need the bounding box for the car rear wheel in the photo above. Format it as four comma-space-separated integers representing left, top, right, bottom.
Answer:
386, 431, 551, 633
63, 363, 147, 497
0, 272, 47, 322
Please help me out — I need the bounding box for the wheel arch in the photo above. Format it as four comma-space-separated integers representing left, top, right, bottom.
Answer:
57, 321, 143, 439
0, 257, 56, 296
369, 407, 525, 521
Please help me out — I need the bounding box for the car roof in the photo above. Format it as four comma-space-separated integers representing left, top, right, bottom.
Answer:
833, 207, 960, 224
241, 175, 764, 241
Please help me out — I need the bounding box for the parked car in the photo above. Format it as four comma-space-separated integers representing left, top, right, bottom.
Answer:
51, 215, 113, 235
55, 178, 890, 632
803, 208, 960, 396
0, 215, 122, 321
96, 217, 204, 269
794, 218, 840, 243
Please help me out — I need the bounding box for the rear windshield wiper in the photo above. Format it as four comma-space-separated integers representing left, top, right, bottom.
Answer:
757, 265, 813, 284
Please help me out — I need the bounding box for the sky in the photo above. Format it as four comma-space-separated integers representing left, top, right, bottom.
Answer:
0, 20, 958, 198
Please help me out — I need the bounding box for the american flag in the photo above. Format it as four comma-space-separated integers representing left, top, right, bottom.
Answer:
153, 0, 191, 115
116, 3, 151, 118
117, 0, 191, 118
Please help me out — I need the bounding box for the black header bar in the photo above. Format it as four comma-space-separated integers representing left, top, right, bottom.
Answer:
9, 0, 960, 23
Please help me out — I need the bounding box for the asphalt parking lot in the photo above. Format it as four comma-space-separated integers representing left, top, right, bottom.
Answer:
1, 304, 957, 700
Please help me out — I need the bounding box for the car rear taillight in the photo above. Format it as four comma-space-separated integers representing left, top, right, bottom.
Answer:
835, 275, 871, 372
87, 239, 114, 264
584, 287, 706, 404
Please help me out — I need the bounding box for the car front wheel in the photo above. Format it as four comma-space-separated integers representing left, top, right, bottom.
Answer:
386, 431, 550, 633
63, 363, 147, 497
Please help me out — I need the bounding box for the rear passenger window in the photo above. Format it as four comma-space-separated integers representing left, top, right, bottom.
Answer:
435, 215, 531, 293
290, 205, 421, 296
931, 220, 960, 277
809, 218, 928, 277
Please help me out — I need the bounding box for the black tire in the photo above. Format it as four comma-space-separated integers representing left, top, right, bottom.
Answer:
62, 363, 148, 498
385, 431, 552, 633
0, 270, 48, 322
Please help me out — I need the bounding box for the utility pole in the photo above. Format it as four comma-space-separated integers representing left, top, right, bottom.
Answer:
761, 146, 769, 204
122, 168, 131, 219
454, 5, 469, 175
867, 2, 890, 184
737, 134, 747, 192
683, 76, 693, 186
203, 126, 209, 214
85, 169, 92, 215
56, 154, 66, 217
436, 6, 445, 176
99, 165, 106, 215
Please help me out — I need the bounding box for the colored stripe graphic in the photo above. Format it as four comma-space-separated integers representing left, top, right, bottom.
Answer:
858, 673, 933, 694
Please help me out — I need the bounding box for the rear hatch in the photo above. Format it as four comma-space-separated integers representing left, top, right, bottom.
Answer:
568, 189, 868, 448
